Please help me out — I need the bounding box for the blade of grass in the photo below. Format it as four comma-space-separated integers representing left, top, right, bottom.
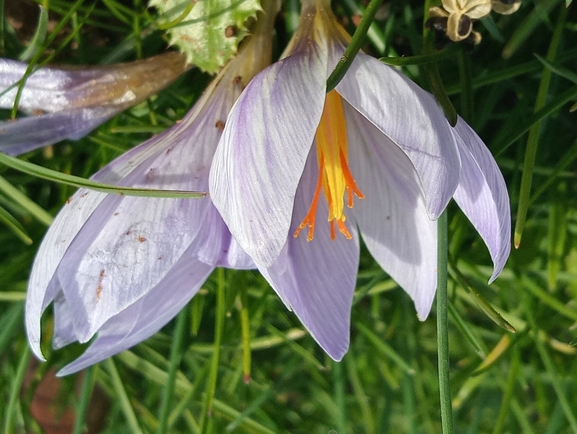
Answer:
18, 6, 48, 61
156, 309, 188, 434
3, 346, 30, 434
199, 268, 226, 434
0, 175, 53, 225
0, 205, 32, 244
326, 0, 384, 92
104, 358, 143, 433
514, 3, 567, 247
0, 153, 206, 198
523, 291, 577, 432
72, 366, 96, 434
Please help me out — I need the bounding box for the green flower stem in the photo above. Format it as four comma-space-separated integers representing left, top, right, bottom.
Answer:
156, 309, 188, 434
326, 0, 384, 92
73, 366, 96, 434
333, 359, 347, 433
437, 209, 453, 434
200, 268, 226, 434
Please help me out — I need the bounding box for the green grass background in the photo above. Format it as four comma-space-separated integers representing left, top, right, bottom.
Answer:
1, 0, 577, 432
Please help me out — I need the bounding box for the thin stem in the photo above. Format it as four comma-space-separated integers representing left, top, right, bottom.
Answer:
156, 309, 188, 434
326, 0, 384, 92
200, 268, 226, 434
240, 286, 251, 384
437, 209, 453, 434
72, 366, 96, 434
3, 346, 30, 434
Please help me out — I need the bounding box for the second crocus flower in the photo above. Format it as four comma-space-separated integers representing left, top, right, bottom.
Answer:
25, 2, 277, 376
210, 0, 511, 359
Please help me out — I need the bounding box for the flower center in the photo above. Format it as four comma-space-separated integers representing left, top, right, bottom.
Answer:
294, 90, 364, 241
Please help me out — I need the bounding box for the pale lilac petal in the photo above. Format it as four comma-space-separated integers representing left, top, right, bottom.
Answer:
57, 255, 214, 376
345, 106, 438, 320
210, 50, 328, 267
51, 291, 77, 350
0, 53, 186, 154
0, 53, 186, 112
259, 150, 360, 360
189, 205, 255, 269
0, 108, 118, 155
52, 92, 236, 341
25, 82, 237, 356
336, 53, 461, 219
452, 118, 511, 281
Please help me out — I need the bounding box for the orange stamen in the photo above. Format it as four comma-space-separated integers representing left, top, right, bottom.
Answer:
294, 90, 364, 241
294, 154, 325, 241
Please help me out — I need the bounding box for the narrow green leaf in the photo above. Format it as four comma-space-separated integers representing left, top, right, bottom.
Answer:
0, 153, 206, 198
355, 322, 415, 375
3, 346, 30, 434
0, 206, 32, 244
514, 4, 566, 247
547, 185, 567, 290
326, 0, 384, 92
450, 266, 516, 333
105, 358, 143, 434
18, 6, 49, 61
380, 44, 459, 66
0, 175, 53, 226
502, 0, 562, 59
534, 53, 577, 84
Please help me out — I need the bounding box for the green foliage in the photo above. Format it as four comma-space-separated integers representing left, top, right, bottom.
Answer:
1, 0, 577, 433
150, 0, 261, 72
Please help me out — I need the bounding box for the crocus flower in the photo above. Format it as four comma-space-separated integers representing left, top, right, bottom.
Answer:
0, 52, 187, 155
210, 0, 511, 359
25, 3, 277, 376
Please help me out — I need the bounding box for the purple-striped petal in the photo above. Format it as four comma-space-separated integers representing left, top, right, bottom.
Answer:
26, 78, 239, 355
210, 49, 329, 267
0, 53, 187, 154
0, 107, 118, 155
259, 149, 360, 360
57, 254, 214, 376
452, 118, 511, 281
345, 105, 438, 320
336, 53, 461, 219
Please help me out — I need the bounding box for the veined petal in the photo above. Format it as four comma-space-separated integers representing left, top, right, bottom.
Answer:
335, 53, 461, 219
26, 80, 237, 354
211, 50, 328, 267
53, 88, 238, 341
189, 205, 255, 269
57, 255, 214, 376
452, 118, 511, 281
0, 53, 186, 113
259, 150, 359, 360
0, 53, 187, 154
345, 106, 438, 320
0, 107, 118, 155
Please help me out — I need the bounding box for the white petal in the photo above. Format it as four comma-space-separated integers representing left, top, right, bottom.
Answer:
210, 50, 328, 267
336, 53, 461, 219
345, 105, 438, 320
259, 150, 360, 360
452, 118, 511, 281
57, 255, 213, 376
